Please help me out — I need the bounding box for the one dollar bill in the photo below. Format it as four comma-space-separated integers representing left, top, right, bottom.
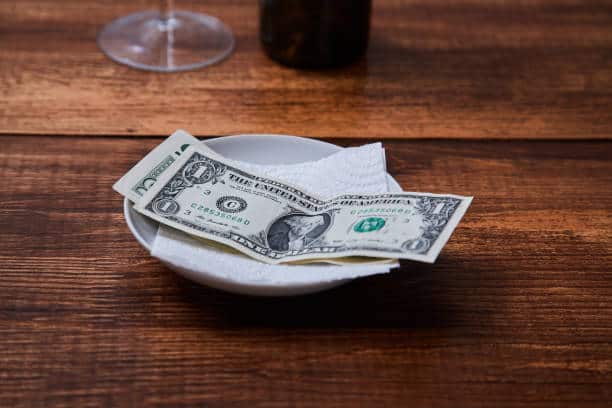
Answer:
133, 144, 472, 264
113, 130, 398, 266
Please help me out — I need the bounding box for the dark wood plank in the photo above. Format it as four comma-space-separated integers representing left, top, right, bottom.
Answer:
0, 136, 611, 407
1, 0, 612, 138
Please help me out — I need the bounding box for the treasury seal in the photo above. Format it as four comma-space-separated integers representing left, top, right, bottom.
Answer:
216, 196, 248, 213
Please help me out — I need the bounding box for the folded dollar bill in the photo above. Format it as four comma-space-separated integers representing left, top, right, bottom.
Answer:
129, 144, 472, 264
114, 130, 399, 266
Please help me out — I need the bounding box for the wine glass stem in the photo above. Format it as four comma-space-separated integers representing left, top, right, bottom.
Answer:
158, 0, 176, 67
159, 0, 175, 21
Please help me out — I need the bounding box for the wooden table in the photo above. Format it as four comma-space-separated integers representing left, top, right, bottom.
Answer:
1, 1, 611, 407
3, 0, 612, 139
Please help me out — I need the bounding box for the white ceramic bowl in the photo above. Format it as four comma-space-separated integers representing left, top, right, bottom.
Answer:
124, 134, 402, 296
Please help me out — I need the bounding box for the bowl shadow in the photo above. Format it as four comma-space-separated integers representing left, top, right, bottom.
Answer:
173, 259, 469, 330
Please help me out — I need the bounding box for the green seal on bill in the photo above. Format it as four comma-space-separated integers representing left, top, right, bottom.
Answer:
353, 217, 386, 233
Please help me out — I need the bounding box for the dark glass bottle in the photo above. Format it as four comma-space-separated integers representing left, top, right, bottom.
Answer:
259, 0, 372, 69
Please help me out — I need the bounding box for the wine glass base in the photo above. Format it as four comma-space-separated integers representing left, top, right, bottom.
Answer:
98, 10, 234, 72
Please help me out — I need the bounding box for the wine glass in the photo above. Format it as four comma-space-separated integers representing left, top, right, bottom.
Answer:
98, 0, 234, 72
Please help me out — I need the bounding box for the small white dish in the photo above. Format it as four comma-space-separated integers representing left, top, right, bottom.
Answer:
124, 134, 402, 296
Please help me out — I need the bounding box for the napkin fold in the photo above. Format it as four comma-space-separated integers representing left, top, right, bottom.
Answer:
151, 143, 398, 286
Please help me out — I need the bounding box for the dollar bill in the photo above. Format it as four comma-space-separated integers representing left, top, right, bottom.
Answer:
114, 131, 398, 266
132, 145, 472, 264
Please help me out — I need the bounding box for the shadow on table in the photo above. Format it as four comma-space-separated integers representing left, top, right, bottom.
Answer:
174, 258, 472, 330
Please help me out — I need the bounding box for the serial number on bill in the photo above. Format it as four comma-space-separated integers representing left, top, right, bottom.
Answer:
188, 203, 251, 225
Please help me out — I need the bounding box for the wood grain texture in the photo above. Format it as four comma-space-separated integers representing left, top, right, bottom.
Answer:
1, 0, 612, 139
0, 136, 611, 407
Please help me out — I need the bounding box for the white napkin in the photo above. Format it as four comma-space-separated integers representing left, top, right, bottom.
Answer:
151, 143, 398, 285
223, 142, 390, 200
